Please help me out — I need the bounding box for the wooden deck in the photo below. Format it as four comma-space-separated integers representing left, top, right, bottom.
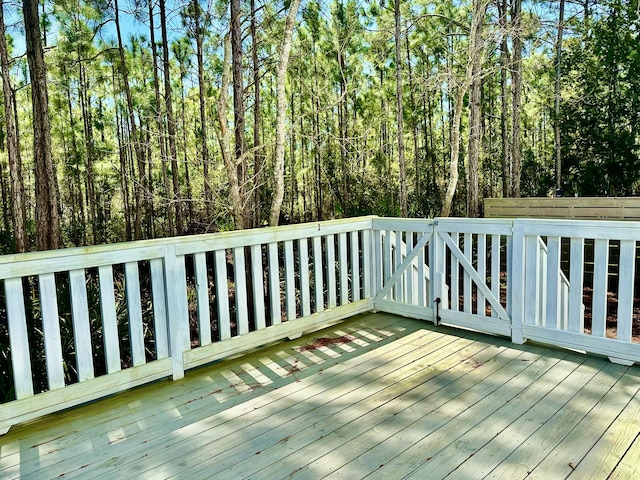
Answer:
2, 313, 640, 480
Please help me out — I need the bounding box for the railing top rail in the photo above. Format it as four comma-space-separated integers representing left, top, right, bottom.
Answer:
0, 216, 378, 279
372, 217, 434, 231
516, 218, 640, 240
434, 217, 514, 235
173, 216, 376, 256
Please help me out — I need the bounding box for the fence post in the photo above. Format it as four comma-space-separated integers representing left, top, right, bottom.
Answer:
511, 220, 526, 344
163, 245, 190, 380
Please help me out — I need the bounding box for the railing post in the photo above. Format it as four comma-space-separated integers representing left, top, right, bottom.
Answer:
163, 245, 190, 380
371, 226, 382, 306
430, 220, 446, 325
511, 220, 526, 344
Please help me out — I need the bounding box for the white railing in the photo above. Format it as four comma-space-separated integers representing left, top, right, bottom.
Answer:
2, 215, 640, 433
515, 219, 640, 365
0, 217, 374, 433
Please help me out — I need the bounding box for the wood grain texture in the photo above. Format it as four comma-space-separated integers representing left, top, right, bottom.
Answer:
3, 314, 638, 480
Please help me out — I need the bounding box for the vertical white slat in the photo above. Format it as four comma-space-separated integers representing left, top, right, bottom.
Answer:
490, 234, 501, 318
476, 234, 486, 316
163, 246, 190, 380
284, 240, 296, 320
313, 236, 324, 312
233, 247, 249, 334
524, 236, 539, 326
194, 252, 212, 346
450, 232, 459, 312
5, 278, 34, 398
394, 230, 403, 301
268, 243, 281, 325
406, 232, 414, 304
299, 239, 311, 316
617, 240, 635, 342
98, 266, 121, 373
38, 273, 65, 390
374, 229, 383, 296
339, 232, 349, 305
430, 229, 448, 314
506, 235, 513, 317
510, 222, 526, 344
537, 238, 548, 327
591, 238, 609, 337
560, 275, 569, 330
124, 262, 146, 366
568, 238, 585, 334
150, 258, 169, 359
251, 245, 266, 330
215, 249, 231, 340
363, 228, 372, 299
383, 230, 392, 297
463, 232, 472, 313
351, 231, 361, 302
327, 234, 337, 308
545, 237, 561, 329
69, 269, 94, 381
417, 232, 425, 307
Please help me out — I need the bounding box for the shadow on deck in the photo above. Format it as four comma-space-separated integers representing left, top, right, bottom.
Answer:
2, 312, 640, 480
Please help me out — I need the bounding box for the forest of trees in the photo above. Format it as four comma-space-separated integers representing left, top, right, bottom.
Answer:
0, 0, 639, 253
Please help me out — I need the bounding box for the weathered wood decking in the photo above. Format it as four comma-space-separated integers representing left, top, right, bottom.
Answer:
2, 312, 640, 480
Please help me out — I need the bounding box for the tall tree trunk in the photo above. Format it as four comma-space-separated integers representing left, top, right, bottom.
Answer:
394, 0, 408, 217
79, 61, 97, 244
115, 0, 145, 239
251, 0, 263, 227
0, 0, 27, 252
441, 0, 489, 217
147, 0, 173, 236
498, 0, 510, 197
23, 0, 60, 250
269, 0, 302, 226
193, 0, 212, 222
467, 24, 484, 217
159, 0, 184, 235
406, 30, 420, 205
511, 0, 523, 198
313, 46, 322, 220
554, 0, 565, 193
230, 0, 249, 229
216, 34, 245, 229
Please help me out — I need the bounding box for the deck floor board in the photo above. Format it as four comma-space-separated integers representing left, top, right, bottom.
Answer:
2, 312, 640, 480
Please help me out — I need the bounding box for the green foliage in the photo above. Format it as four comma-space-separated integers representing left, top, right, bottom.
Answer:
560, 0, 640, 195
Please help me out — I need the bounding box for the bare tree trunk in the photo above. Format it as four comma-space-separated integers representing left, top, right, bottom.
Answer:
0, 0, 27, 252
441, 0, 489, 217
114, 0, 146, 239
251, 0, 264, 227
394, 0, 408, 217
160, 0, 184, 235
230, 0, 249, 229
23, 0, 60, 250
406, 30, 420, 205
79, 62, 98, 243
269, 0, 302, 226
555, 0, 565, 193
511, 0, 523, 198
193, 0, 211, 222
498, 0, 510, 197
147, 0, 173, 236
467, 37, 483, 217
216, 34, 246, 229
